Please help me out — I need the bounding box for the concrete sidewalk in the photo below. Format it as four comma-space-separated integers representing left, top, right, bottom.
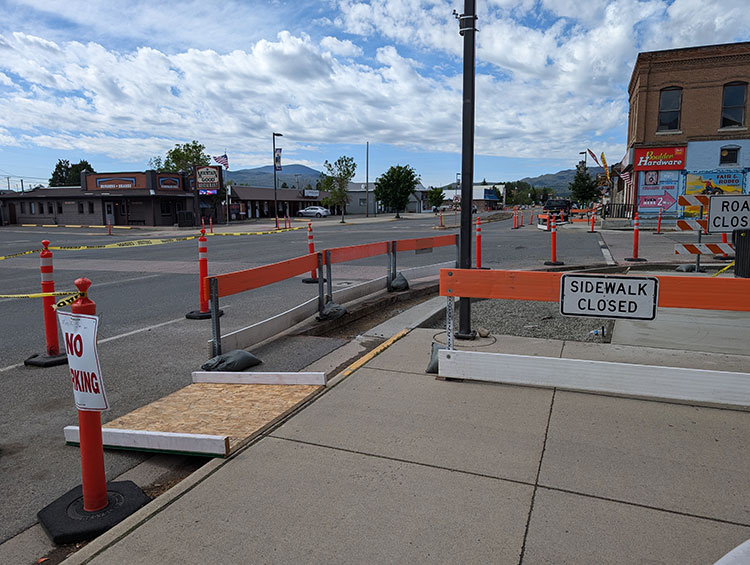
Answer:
62, 319, 750, 564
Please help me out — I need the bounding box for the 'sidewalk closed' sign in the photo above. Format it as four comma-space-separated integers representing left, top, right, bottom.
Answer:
57, 311, 109, 411
560, 274, 659, 320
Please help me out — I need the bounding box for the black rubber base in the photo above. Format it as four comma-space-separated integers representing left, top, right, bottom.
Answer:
455, 330, 477, 341
24, 353, 68, 368
302, 277, 326, 284
38, 480, 149, 544
653, 232, 664, 235
713, 254, 735, 261
625, 257, 648, 262
544, 260, 564, 266
185, 309, 223, 320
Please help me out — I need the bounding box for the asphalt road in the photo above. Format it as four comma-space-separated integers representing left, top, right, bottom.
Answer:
0, 213, 608, 543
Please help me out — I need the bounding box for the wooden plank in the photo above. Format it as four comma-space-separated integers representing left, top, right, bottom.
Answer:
438, 350, 750, 410
192, 371, 326, 385
76, 382, 322, 456
64, 426, 230, 457
207, 254, 319, 299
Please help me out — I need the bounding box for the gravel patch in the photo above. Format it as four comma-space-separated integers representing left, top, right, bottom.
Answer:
425, 298, 615, 343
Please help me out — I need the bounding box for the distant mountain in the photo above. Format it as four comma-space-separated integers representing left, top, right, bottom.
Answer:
519, 167, 605, 195
225, 164, 322, 188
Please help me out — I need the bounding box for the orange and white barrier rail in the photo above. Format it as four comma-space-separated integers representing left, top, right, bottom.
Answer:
674, 243, 735, 255
676, 219, 707, 231
678, 195, 710, 207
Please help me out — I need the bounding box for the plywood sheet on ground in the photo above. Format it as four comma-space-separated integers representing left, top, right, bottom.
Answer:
102, 382, 321, 455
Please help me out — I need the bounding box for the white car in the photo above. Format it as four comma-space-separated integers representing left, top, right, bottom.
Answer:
297, 206, 330, 218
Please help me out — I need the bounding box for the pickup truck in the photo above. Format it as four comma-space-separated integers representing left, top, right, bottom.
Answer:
543, 199, 572, 221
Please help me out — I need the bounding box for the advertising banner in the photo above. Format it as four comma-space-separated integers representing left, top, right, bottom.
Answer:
637, 170, 679, 214
274, 148, 282, 171
682, 170, 745, 217
633, 146, 685, 171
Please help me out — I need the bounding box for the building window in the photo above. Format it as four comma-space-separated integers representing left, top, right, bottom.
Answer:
658, 87, 682, 131
30, 202, 36, 214
20, 202, 26, 213
57, 202, 63, 213
88, 201, 94, 214
720, 146, 739, 165
721, 82, 746, 128
359, 198, 366, 207
47, 202, 54, 214
77, 202, 84, 214
160, 201, 171, 215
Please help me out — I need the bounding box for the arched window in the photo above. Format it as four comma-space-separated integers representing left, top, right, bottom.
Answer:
658, 87, 682, 131
721, 82, 747, 128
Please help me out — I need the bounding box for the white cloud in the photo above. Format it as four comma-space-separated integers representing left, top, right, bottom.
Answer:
321, 36, 363, 57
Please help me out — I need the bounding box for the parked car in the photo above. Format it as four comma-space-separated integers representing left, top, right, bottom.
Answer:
297, 206, 330, 218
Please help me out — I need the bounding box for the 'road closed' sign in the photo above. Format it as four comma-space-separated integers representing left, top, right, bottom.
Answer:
57, 311, 109, 411
707, 195, 750, 234
560, 274, 659, 320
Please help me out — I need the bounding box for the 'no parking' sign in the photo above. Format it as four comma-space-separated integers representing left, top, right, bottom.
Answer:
57, 311, 109, 411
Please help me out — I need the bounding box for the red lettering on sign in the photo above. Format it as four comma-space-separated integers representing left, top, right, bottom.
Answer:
70, 369, 100, 393
64, 332, 83, 357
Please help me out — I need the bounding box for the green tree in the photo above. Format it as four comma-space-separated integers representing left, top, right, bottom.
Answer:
49, 159, 95, 186
568, 163, 600, 204
148, 140, 210, 172
426, 186, 445, 211
374, 164, 420, 218
281, 182, 288, 188
320, 155, 357, 223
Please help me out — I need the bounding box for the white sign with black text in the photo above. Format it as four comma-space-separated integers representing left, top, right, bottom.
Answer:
57, 311, 109, 411
560, 274, 659, 320
707, 194, 750, 234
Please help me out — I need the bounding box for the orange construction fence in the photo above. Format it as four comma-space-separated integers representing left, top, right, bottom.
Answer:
439, 269, 750, 312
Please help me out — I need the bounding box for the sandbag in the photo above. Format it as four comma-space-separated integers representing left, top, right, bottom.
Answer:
389, 272, 409, 292
201, 349, 262, 371
317, 302, 348, 321
425, 342, 446, 374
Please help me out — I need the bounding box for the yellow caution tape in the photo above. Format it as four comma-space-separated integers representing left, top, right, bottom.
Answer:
206, 227, 303, 236
0, 290, 78, 299
52, 292, 85, 310
0, 249, 43, 261
712, 261, 735, 277
49, 236, 197, 251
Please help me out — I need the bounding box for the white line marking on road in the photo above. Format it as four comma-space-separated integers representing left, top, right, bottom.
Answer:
0, 362, 24, 373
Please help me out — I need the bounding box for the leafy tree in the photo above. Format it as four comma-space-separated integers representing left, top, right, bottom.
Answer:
374, 164, 420, 218
49, 159, 95, 186
568, 163, 600, 204
148, 140, 210, 173
426, 186, 445, 211
320, 155, 357, 223
281, 182, 288, 188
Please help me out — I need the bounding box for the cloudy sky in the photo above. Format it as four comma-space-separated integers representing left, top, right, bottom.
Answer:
1, 0, 750, 189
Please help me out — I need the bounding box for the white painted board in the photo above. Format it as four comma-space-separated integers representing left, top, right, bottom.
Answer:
64, 426, 229, 456
191, 371, 326, 385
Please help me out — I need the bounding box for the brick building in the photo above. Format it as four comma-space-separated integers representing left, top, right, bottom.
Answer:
616, 42, 750, 218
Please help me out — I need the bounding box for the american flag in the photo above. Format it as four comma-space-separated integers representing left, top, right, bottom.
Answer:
618, 170, 632, 189
213, 154, 229, 170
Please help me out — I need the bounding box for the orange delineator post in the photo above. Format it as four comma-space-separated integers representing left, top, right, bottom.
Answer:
626, 213, 645, 261
107, 220, 112, 236
306, 222, 318, 282
544, 216, 563, 265
655, 208, 663, 234
476, 217, 482, 269
589, 210, 596, 233
198, 230, 209, 313
209, 217, 213, 234
201, 217, 205, 232
40, 240, 60, 356
440, 211, 444, 228
71, 277, 109, 513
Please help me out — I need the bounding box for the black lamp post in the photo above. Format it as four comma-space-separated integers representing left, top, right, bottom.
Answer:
273, 132, 283, 229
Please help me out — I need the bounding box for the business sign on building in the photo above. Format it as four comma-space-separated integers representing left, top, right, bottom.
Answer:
638, 169, 679, 213
303, 189, 319, 198
196, 165, 221, 195
157, 174, 182, 190
633, 147, 686, 171
87, 174, 147, 191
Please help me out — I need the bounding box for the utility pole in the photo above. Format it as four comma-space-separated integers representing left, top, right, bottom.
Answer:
455, 0, 477, 339
20, 179, 24, 192
366, 141, 369, 217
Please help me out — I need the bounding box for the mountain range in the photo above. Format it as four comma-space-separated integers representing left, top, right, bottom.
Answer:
225, 164, 605, 195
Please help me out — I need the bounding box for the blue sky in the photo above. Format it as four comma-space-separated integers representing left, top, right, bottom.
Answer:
2, 0, 750, 189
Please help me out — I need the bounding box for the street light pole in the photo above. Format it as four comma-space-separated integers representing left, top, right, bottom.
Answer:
579, 150, 587, 167
456, 0, 477, 340
272, 132, 283, 229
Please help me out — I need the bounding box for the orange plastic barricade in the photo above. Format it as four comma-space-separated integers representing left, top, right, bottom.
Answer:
206, 254, 319, 300
396, 234, 457, 252
440, 269, 750, 312
327, 241, 389, 264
